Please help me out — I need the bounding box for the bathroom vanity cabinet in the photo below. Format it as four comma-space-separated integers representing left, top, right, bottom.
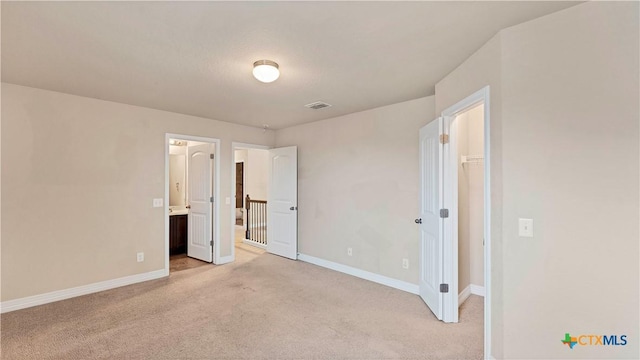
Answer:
169, 214, 187, 255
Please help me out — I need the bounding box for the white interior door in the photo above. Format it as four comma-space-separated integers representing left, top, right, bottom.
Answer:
267, 146, 298, 260
187, 143, 213, 263
419, 117, 444, 320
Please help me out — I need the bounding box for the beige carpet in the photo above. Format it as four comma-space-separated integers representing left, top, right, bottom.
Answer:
1, 247, 483, 359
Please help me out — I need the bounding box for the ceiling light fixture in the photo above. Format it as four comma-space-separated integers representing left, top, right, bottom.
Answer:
252, 60, 280, 83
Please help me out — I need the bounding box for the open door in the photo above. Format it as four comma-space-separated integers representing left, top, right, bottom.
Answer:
418, 117, 444, 320
267, 146, 297, 260
187, 143, 213, 262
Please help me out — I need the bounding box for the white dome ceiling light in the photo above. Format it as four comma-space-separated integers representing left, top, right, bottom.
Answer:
252, 60, 280, 83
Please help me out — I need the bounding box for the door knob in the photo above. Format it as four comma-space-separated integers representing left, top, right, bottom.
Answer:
415, 218, 422, 224
290, 206, 297, 211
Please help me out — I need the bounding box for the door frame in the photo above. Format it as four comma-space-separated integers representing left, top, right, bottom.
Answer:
439, 86, 491, 359
165, 133, 221, 271
230, 142, 270, 262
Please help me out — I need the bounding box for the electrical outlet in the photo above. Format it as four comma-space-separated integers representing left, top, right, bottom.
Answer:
137, 252, 144, 262
347, 247, 353, 256
402, 258, 409, 269
152, 198, 163, 208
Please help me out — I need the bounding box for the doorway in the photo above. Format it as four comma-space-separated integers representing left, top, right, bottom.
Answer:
235, 162, 244, 225
418, 86, 491, 358
231, 142, 299, 262
165, 134, 221, 273
233, 145, 269, 252
454, 104, 485, 308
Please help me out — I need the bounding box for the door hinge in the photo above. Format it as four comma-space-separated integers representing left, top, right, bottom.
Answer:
210, 240, 213, 246
439, 134, 449, 144
439, 209, 449, 218
440, 283, 449, 293
210, 196, 214, 203
210, 153, 214, 159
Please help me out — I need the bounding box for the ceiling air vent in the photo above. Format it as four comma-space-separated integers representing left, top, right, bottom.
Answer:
305, 101, 332, 110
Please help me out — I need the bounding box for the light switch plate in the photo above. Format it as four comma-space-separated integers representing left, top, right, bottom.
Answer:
153, 198, 163, 207
225, 197, 231, 205
519, 218, 533, 237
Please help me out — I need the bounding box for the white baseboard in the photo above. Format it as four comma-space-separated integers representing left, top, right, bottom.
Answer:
297, 253, 419, 295
242, 239, 267, 249
459, 285, 471, 305
459, 284, 485, 306
470, 284, 485, 297
0, 269, 167, 314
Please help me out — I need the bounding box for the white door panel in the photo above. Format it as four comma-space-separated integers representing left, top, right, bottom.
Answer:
188, 143, 213, 263
267, 146, 298, 260
419, 118, 443, 320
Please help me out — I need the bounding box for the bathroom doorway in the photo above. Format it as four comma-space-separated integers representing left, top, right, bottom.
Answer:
165, 134, 220, 273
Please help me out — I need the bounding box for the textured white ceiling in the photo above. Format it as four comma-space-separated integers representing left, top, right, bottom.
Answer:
1, 1, 578, 129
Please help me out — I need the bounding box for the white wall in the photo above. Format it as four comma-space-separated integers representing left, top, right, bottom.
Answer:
276, 97, 434, 284
457, 108, 471, 292
500, 2, 638, 358
235, 149, 248, 165
437, 2, 638, 358
168, 145, 186, 206
466, 106, 484, 287
1, 83, 275, 302
245, 149, 268, 202
234, 148, 268, 203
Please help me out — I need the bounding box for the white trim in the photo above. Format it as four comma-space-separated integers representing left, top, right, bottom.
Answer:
166, 134, 221, 268
242, 239, 267, 249
470, 284, 485, 297
298, 254, 419, 295
440, 86, 491, 360
230, 142, 271, 263
442, 114, 458, 323
217, 255, 233, 265
459, 284, 485, 307
0, 269, 166, 314
459, 285, 471, 305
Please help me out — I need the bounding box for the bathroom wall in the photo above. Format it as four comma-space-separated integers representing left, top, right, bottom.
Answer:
169, 145, 186, 206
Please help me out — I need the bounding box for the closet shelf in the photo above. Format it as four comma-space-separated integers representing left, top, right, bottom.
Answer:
461, 155, 484, 166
